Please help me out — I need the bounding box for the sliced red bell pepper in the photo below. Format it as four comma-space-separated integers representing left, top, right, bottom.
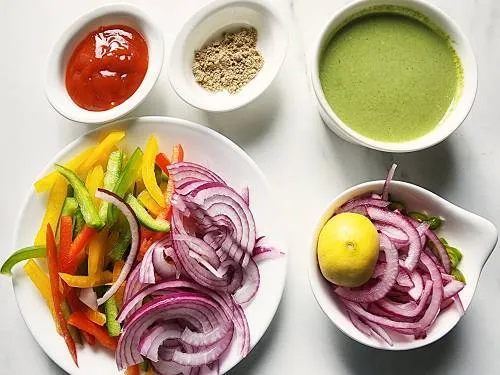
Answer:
65, 289, 96, 346
155, 152, 171, 174
67, 311, 118, 351
46, 224, 78, 366
61, 225, 97, 274
58, 216, 73, 271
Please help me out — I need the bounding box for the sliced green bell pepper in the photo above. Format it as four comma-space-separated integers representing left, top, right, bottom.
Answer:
99, 150, 123, 223
55, 164, 103, 229
109, 219, 132, 261
1, 246, 46, 275
61, 197, 78, 217
126, 194, 170, 232
105, 296, 121, 337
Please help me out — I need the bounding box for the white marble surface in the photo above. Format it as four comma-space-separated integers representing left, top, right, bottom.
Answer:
1, 0, 499, 374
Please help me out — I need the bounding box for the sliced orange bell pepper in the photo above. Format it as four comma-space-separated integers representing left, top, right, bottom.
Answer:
88, 227, 109, 277
112, 260, 126, 308
59, 271, 113, 288
142, 135, 166, 208
34, 178, 68, 246
46, 224, 78, 366
126, 364, 140, 375
137, 227, 164, 261
68, 311, 118, 351
34, 147, 95, 193
60, 225, 97, 274
158, 144, 184, 221
23, 259, 60, 333
78, 131, 125, 177
155, 152, 171, 174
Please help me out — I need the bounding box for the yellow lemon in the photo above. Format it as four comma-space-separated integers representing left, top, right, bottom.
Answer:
317, 212, 379, 287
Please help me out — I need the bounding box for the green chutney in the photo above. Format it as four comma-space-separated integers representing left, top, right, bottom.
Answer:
319, 9, 462, 143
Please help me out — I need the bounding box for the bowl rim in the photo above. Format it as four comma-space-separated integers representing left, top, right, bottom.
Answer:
167, 0, 288, 113
310, 0, 478, 153
44, 3, 164, 124
308, 179, 497, 350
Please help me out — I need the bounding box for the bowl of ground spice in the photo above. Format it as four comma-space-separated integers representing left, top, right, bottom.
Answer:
168, 0, 288, 112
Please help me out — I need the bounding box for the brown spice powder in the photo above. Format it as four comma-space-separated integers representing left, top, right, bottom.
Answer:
192, 27, 264, 94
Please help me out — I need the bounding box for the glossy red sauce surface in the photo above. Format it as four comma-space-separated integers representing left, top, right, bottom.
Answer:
65, 25, 148, 111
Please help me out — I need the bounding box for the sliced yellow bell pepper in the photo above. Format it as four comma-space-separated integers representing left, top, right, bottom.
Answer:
23, 259, 60, 333
59, 271, 113, 288
88, 227, 109, 277
34, 178, 68, 246
112, 260, 126, 308
137, 190, 163, 216
85, 165, 104, 208
34, 147, 95, 193
142, 135, 166, 207
85, 308, 107, 326
78, 131, 125, 177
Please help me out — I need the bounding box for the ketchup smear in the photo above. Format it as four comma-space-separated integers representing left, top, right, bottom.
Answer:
65, 25, 148, 111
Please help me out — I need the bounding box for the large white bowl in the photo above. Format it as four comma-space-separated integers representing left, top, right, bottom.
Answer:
11, 116, 287, 374
309, 180, 497, 350
310, 0, 478, 152
45, 4, 164, 124
168, 0, 288, 112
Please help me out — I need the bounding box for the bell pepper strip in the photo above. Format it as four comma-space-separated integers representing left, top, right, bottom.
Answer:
1, 246, 46, 275
88, 227, 109, 277
66, 288, 105, 329
65, 289, 96, 346
99, 150, 123, 223
34, 178, 68, 245
140, 361, 149, 372
60, 225, 97, 274
59, 271, 113, 288
109, 221, 132, 261
61, 197, 78, 217
72, 209, 85, 239
108, 147, 144, 224
157, 144, 185, 221
85, 165, 104, 208
138, 227, 165, 261
67, 311, 118, 351
58, 216, 73, 271
78, 131, 125, 177
142, 135, 166, 208
146, 364, 154, 375
46, 224, 78, 366
137, 190, 163, 216
55, 164, 103, 229
126, 194, 170, 232
126, 365, 140, 375
112, 260, 126, 308
105, 296, 121, 336
34, 147, 95, 193
61, 300, 82, 344
155, 152, 171, 174
23, 259, 60, 333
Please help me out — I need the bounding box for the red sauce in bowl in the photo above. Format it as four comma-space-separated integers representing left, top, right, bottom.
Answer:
65, 25, 148, 111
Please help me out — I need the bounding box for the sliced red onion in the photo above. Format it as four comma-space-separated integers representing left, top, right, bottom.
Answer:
167, 162, 225, 186
408, 269, 424, 301
454, 295, 465, 316
79, 287, 98, 311
347, 310, 372, 337
335, 234, 398, 303
336, 198, 390, 214
241, 186, 249, 206
378, 280, 432, 318
140, 324, 181, 362
367, 206, 421, 271
396, 268, 414, 288
425, 229, 451, 273
365, 320, 393, 346
375, 223, 409, 245
139, 242, 158, 284
382, 163, 397, 201
95, 188, 139, 306
443, 280, 465, 299
233, 258, 260, 305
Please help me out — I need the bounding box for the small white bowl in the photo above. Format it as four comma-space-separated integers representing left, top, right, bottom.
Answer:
168, 0, 288, 112
310, 0, 478, 152
45, 4, 164, 124
309, 180, 497, 350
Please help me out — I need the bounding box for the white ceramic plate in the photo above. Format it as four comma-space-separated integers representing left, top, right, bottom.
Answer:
11, 116, 287, 374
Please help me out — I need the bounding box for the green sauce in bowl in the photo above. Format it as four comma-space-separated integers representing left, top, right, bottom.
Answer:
319, 7, 463, 143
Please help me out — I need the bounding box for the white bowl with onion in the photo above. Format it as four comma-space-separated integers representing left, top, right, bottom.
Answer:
168, 0, 288, 112
309, 179, 497, 350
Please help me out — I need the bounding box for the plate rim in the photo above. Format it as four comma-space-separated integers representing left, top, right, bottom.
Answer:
11, 115, 287, 374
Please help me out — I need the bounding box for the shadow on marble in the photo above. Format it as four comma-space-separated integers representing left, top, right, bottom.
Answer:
332, 320, 463, 375
202, 80, 281, 149
320, 121, 457, 195
227, 287, 286, 375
